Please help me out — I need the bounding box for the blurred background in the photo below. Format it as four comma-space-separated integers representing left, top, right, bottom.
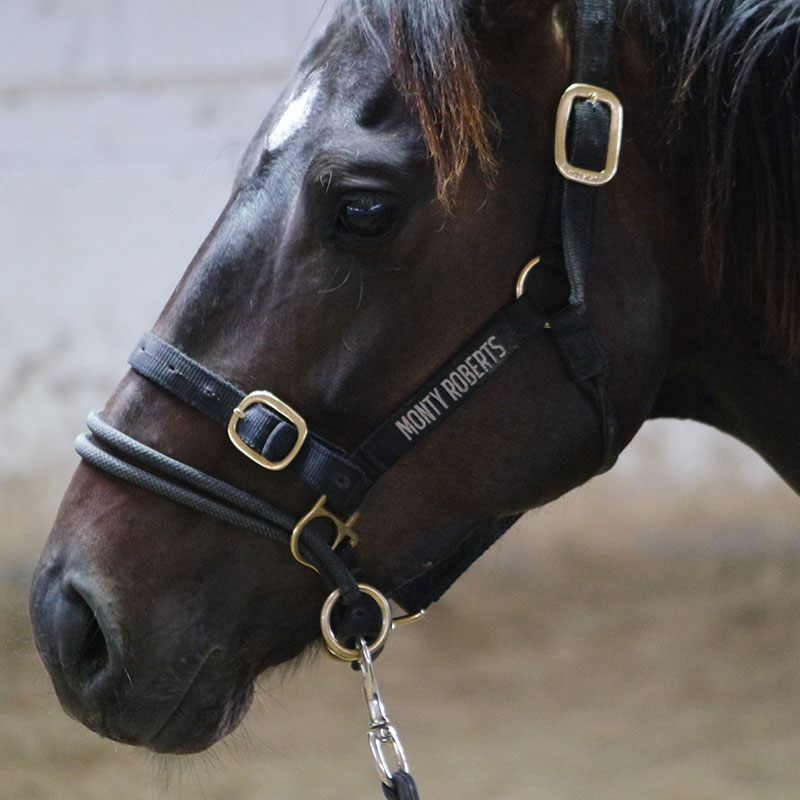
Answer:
2, 1, 798, 798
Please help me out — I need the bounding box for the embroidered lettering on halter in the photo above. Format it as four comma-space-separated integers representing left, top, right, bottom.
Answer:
393, 336, 509, 442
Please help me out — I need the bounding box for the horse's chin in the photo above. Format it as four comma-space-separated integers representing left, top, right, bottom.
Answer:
146, 675, 255, 754
63, 647, 257, 755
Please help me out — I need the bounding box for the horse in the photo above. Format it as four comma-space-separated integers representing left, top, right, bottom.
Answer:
29, 0, 800, 781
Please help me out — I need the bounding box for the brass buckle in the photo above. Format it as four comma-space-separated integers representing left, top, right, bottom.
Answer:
290, 494, 359, 573
227, 390, 308, 471
554, 83, 623, 186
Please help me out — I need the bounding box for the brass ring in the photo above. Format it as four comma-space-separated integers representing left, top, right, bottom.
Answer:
320, 583, 392, 661
515, 256, 541, 298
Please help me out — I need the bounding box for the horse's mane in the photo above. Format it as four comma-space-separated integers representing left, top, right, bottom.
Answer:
631, 0, 800, 359
338, 0, 800, 361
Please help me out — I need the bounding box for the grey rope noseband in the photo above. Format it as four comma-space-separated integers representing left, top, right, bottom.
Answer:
77, 411, 361, 600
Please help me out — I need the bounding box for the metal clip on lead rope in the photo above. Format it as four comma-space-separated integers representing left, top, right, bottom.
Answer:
357, 638, 419, 800
319, 583, 420, 797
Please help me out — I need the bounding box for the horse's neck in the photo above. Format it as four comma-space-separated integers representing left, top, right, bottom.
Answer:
654, 308, 800, 494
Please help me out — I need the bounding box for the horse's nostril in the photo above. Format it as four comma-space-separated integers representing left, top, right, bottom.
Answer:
51, 582, 111, 688
31, 569, 128, 733
77, 599, 109, 681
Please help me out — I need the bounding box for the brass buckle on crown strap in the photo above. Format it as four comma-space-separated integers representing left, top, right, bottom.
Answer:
227, 390, 308, 470
554, 83, 623, 186
290, 494, 359, 573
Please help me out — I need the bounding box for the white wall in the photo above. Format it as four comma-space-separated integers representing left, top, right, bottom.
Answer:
1, 0, 329, 480
1, 0, 795, 568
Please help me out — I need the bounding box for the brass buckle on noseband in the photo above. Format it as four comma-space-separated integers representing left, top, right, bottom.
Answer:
290, 494, 359, 573
554, 82, 623, 186
227, 390, 308, 470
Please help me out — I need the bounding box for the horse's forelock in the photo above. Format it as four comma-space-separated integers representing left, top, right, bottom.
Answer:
342, 0, 496, 205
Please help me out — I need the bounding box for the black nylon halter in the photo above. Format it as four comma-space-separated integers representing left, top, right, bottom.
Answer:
77, 0, 621, 617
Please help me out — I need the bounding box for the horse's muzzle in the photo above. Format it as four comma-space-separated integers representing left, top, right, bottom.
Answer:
29, 559, 252, 754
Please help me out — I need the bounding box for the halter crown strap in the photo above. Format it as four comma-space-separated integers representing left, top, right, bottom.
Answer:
534, 0, 621, 472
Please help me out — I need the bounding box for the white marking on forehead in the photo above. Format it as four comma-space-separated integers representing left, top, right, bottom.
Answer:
265, 73, 321, 152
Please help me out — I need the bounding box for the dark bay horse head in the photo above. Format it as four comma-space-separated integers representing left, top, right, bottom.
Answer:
30, 0, 800, 756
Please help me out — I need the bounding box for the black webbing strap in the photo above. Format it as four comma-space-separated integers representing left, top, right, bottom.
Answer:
556, 0, 617, 309
390, 515, 521, 613
129, 299, 550, 517
573, 0, 616, 88
129, 331, 377, 515
532, 0, 620, 473
355, 299, 546, 470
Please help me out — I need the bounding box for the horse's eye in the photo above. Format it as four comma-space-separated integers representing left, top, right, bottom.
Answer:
337, 194, 396, 237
